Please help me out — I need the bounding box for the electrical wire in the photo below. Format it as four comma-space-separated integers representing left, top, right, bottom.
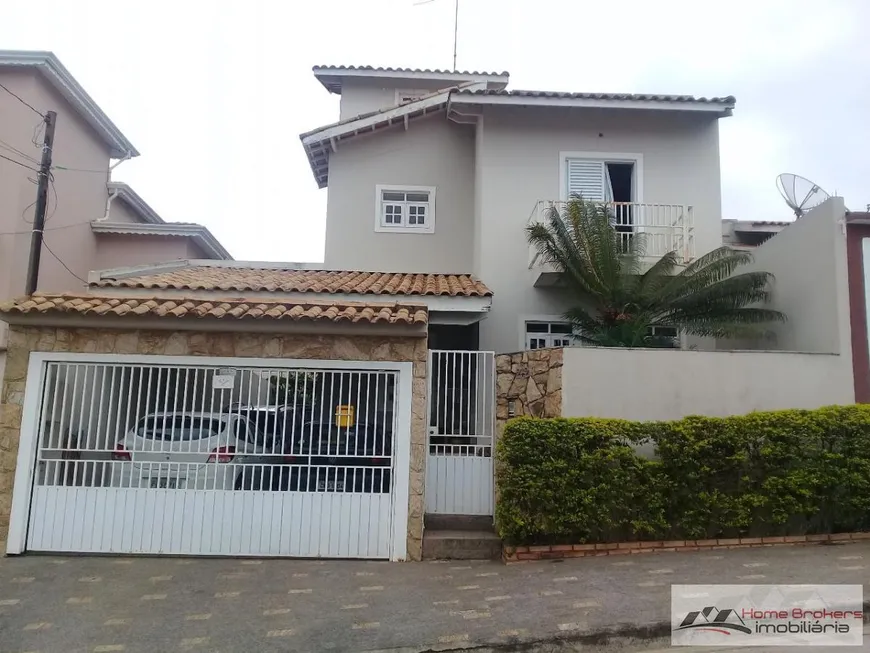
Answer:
0, 82, 45, 118
46, 173, 58, 222
0, 152, 38, 172
42, 238, 88, 284
52, 164, 110, 174
0, 138, 39, 164
0, 219, 93, 237
32, 119, 45, 148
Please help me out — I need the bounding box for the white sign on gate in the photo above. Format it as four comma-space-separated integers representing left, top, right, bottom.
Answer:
212, 374, 235, 390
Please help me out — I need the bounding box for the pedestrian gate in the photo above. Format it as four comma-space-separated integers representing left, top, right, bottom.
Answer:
12, 354, 411, 559
425, 350, 495, 515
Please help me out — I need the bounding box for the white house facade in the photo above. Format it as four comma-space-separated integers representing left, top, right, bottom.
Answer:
302, 65, 735, 353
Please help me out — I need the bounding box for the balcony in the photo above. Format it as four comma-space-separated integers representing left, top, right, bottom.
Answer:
528, 200, 695, 284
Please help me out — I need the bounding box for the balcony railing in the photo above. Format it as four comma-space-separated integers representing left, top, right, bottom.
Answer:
528, 200, 695, 268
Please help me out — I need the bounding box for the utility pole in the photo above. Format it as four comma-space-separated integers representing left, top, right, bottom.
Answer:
25, 110, 56, 296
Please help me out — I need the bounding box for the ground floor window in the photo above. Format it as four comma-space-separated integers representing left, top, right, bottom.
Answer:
525, 321, 679, 349
525, 321, 574, 349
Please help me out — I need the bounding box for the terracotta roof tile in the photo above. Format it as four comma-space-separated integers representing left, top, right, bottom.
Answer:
0, 294, 428, 325
94, 268, 492, 297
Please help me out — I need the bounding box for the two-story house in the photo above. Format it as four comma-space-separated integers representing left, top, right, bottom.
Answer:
0, 50, 231, 379
301, 65, 734, 353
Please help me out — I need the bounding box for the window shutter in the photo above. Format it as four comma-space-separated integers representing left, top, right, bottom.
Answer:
566, 159, 606, 201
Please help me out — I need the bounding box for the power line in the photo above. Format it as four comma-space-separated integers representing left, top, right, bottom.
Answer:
0, 82, 45, 118
0, 152, 38, 172
0, 219, 93, 237
0, 138, 39, 164
46, 174, 59, 222
52, 164, 109, 174
42, 238, 87, 285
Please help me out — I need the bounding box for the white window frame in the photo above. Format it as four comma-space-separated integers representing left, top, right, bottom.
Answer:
520, 315, 577, 351
395, 89, 430, 105
559, 151, 644, 203
374, 184, 436, 234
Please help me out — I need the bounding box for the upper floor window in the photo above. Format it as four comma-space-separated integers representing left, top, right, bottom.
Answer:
374, 185, 436, 234
561, 152, 643, 206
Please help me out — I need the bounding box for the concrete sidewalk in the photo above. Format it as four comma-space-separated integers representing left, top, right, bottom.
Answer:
0, 542, 868, 653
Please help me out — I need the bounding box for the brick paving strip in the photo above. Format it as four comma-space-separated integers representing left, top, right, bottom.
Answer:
0, 543, 869, 653
504, 531, 870, 562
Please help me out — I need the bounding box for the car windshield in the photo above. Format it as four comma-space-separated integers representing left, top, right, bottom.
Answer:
136, 416, 225, 441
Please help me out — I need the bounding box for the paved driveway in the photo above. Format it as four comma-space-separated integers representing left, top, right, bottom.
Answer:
1, 542, 868, 652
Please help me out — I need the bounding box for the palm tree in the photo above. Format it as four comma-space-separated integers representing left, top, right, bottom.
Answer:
526, 198, 786, 347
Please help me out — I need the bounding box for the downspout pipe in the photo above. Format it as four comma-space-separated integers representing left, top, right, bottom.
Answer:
97, 151, 133, 222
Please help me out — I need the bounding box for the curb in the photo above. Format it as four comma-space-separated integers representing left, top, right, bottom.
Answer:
503, 532, 870, 563
411, 600, 870, 653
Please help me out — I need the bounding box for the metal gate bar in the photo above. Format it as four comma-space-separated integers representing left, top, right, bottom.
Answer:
25, 360, 399, 558
425, 350, 495, 515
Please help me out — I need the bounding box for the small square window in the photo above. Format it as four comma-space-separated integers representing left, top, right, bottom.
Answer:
375, 186, 435, 233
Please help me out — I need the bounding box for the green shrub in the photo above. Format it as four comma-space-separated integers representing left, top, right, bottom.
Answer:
495, 405, 870, 545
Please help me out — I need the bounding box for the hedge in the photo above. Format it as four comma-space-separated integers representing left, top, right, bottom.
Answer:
495, 406, 870, 545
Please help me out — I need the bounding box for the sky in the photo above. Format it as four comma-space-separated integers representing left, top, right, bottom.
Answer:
2, 0, 868, 262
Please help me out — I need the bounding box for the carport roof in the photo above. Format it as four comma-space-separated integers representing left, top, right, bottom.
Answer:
92, 266, 492, 297
0, 294, 428, 325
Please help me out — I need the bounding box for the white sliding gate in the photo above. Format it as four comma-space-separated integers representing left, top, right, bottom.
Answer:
425, 350, 495, 515
8, 353, 412, 560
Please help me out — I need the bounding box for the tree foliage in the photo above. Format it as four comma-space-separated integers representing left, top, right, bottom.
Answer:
526, 198, 786, 346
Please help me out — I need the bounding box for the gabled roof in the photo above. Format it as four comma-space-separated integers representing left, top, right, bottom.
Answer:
91, 264, 492, 297
90, 222, 233, 261
0, 293, 428, 325
0, 50, 139, 158
451, 88, 736, 114
300, 87, 455, 188
299, 84, 736, 187
313, 65, 509, 94
107, 182, 164, 224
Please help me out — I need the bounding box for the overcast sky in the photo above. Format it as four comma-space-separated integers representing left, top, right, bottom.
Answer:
3, 0, 868, 262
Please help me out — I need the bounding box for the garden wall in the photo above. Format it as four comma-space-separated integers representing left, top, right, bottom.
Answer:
495, 349, 562, 433
561, 346, 854, 421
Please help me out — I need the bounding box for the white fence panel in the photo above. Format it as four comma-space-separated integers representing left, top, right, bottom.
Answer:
426, 350, 495, 516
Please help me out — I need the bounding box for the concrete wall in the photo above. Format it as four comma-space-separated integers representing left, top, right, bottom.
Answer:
561, 346, 854, 422
91, 234, 203, 271
339, 78, 457, 121
733, 198, 849, 355
0, 69, 112, 299
474, 107, 725, 353
107, 200, 143, 224
323, 115, 475, 273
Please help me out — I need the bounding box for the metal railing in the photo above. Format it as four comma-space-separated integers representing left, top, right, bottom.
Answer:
528, 200, 696, 267
33, 362, 396, 494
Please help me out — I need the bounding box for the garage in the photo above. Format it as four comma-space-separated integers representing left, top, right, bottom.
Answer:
0, 292, 429, 561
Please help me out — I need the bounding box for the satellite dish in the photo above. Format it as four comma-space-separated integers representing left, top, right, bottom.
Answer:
776, 173, 831, 218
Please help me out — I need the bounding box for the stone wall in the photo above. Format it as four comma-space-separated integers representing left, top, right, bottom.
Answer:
0, 326, 427, 560
495, 348, 563, 430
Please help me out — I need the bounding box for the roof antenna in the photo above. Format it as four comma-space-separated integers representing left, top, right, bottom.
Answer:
452, 0, 459, 71
413, 0, 460, 70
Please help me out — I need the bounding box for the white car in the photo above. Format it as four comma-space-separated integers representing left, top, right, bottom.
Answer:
110, 412, 267, 490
